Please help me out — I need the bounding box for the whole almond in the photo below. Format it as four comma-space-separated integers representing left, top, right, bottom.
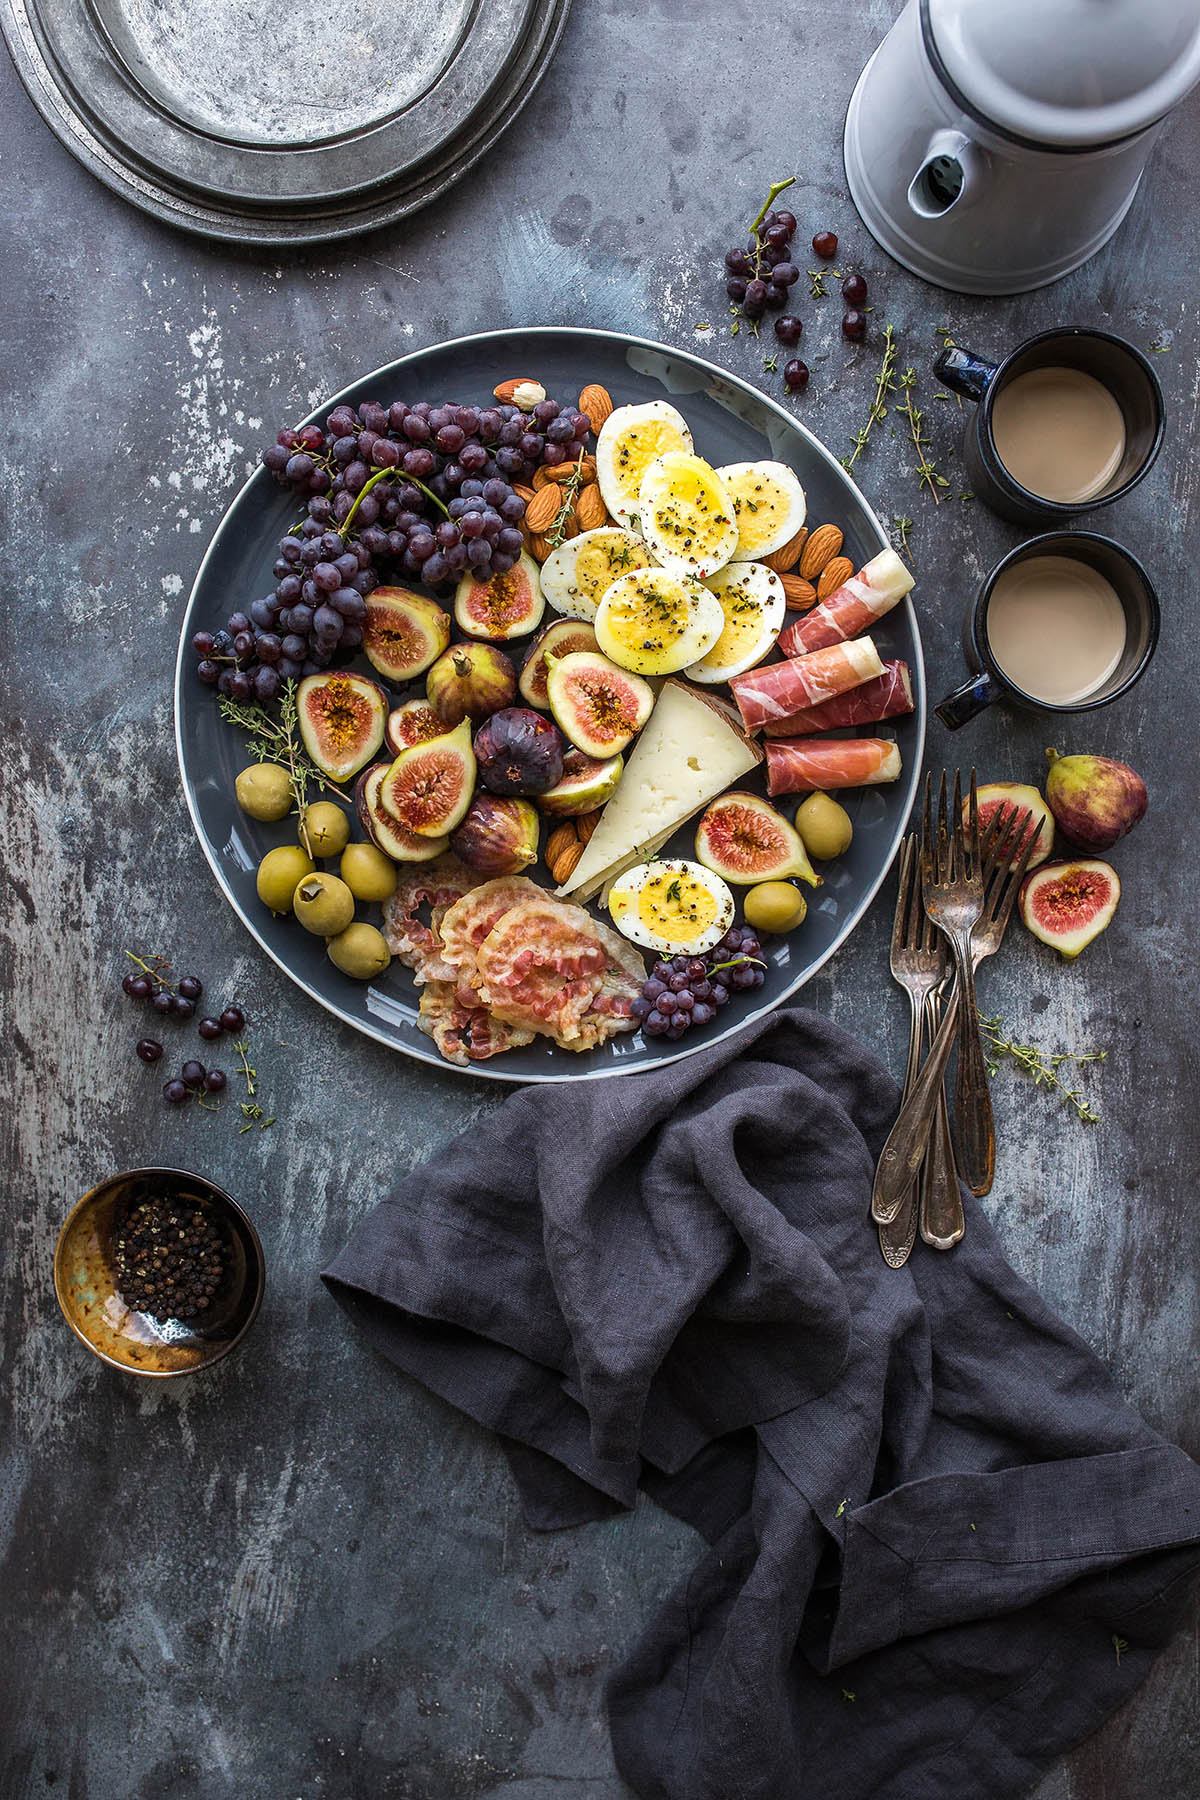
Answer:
781, 573, 818, 611
576, 809, 601, 844
816, 556, 854, 600
764, 526, 809, 573
512, 483, 537, 504
532, 466, 557, 490
524, 485, 563, 533
799, 524, 844, 580
543, 456, 597, 485
576, 484, 607, 531
546, 822, 583, 883
493, 378, 545, 411
578, 384, 614, 433
530, 533, 554, 562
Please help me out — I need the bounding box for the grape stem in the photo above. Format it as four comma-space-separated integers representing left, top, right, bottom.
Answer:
749, 175, 796, 237
708, 954, 768, 976
340, 464, 449, 538
124, 949, 176, 994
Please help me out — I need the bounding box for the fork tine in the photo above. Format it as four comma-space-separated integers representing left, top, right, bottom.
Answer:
921, 771, 935, 881
890, 835, 914, 959
968, 770, 980, 877
980, 800, 1015, 872
938, 769, 952, 880
990, 813, 1040, 937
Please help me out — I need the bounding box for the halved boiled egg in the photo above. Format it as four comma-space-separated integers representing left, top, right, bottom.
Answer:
539, 526, 654, 622
686, 560, 786, 684
607, 858, 735, 956
637, 451, 739, 578
717, 460, 807, 560
595, 401, 693, 529
594, 567, 725, 676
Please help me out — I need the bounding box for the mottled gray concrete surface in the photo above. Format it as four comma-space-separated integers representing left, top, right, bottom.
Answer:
1, 3, 1197, 1795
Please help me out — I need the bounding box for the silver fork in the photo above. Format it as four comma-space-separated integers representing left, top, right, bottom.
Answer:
918, 800, 1038, 1248
921, 771, 993, 1196
874, 836, 947, 1265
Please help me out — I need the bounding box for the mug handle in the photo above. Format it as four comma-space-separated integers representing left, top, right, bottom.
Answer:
935, 670, 1002, 729
933, 344, 999, 403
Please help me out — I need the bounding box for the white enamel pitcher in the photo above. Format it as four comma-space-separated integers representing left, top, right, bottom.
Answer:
844, 0, 1200, 294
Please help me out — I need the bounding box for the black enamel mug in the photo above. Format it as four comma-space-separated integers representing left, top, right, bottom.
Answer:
935, 532, 1160, 730
933, 328, 1165, 528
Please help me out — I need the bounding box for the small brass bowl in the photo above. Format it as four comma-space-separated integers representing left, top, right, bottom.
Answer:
54, 1167, 265, 1377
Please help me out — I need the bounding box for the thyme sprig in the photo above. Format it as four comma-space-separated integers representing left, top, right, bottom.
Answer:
891, 515, 913, 555
896, 369, 949, 503
233, 1039, 257, 1099
842, 323, 898, 470
220, 679, 347, 848
978, 1012, 1107, 1123
547, 449, 590, 548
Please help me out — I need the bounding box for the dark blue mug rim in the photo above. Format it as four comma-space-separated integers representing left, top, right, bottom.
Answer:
974, 530, 1160, 713
956, 327, 1166, 517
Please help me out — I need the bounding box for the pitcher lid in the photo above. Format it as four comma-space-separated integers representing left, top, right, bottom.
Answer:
928, 0, 1200, 146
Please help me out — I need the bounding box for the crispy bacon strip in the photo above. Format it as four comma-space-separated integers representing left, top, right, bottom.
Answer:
729, 636, 884, 734
778, 548, 914, 656
765, 736, 902, 795
761, 660, 914, 738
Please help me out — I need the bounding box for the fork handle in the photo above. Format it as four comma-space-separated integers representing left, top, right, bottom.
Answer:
872, 988, 961, 1225
877, 996, 925, 1264
949, 938, 995, 1196
920, 991, 965, 1249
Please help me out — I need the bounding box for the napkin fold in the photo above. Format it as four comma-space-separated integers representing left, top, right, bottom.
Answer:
323, 1006, 1200, 1800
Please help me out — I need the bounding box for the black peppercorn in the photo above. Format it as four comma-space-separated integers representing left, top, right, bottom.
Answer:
111, 1193, 230, 1324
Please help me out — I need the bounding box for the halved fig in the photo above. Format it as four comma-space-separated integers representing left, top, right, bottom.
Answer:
546, 650, 654, 758
427, 642, 516, 726
537, 747, 624, 817
969, 782, 1054, 870
363, 586, 450, 681
454, 552, 545, 640
1019, 858, 1119, 958
378, 719, 476, 838
695, 792, 821, 888
297, 672, 387, 782
518, 619, 600, 709
385, 697, 445, 755
354, 764, 448, 863
450, 794, 540, 875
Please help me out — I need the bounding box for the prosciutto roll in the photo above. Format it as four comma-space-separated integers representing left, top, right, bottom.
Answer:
762, 660, 914, 738
765, 736, 902, 795
729, 635, 884, 734
779, 548, 914, 657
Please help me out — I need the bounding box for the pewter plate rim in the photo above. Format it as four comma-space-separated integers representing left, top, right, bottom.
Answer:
175, 326, 926, 1083
2, 0, 571, 244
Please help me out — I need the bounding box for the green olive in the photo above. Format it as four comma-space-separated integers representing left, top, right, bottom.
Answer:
744, 881, 807, 934
292, 872, 356, 937
300, 801, 351, 858
236, 763, 292, 822
256, 845, 315, 913
795, 791, 853, 861
340, 841, 398, 903
327, 922, 392, 980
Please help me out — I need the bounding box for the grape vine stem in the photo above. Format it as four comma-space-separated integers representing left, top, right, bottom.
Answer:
340, 464, 449, 539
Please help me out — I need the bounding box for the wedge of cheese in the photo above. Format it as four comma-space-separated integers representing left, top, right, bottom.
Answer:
557, 679, 762, 903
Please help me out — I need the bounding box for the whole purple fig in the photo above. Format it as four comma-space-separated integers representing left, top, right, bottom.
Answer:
1044, 748, 1147, 852
473, 707, 565, 795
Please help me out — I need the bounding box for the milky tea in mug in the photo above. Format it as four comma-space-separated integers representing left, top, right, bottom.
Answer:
991, 368, 1127, 506
985, 554, 1127, 705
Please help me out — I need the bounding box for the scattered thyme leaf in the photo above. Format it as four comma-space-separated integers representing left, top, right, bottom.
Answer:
665, 878, 682, 904
842, 323, 897, 470
842, 1690, 856, 1703
238, 1102, 275, 1133
763, 353, 779, 374
1112, 1635, 1129, 1664
807, 269, 828, 299
835, 1498, 849, 1519
977, 1013, 1107, 1123
1149, 338, 1170, 354
896, 368, 945, 504
891, 515, 913, 555
547, 449, 590, 549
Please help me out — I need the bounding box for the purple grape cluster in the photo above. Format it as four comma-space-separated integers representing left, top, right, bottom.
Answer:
723, 208, 809, 393
190, 392, 592, 700
632, 927, 766, 1042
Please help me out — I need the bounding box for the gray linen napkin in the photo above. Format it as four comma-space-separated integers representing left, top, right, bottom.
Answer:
323, 1005, 1200, 1800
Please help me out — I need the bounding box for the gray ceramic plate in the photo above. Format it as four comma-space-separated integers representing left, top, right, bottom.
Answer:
2, 0, 570, 244
175, 327, 926, 1081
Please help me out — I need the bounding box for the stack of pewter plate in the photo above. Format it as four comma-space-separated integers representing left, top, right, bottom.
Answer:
2, 0, 571, 243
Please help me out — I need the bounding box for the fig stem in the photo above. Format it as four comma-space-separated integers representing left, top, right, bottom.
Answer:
340, 465, 449, 538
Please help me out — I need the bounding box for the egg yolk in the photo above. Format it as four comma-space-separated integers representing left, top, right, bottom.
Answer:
613, 422, 689, 495
628, 872, 719, 943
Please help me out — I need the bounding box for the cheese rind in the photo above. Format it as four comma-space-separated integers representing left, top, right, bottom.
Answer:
556, 679, 762, 902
